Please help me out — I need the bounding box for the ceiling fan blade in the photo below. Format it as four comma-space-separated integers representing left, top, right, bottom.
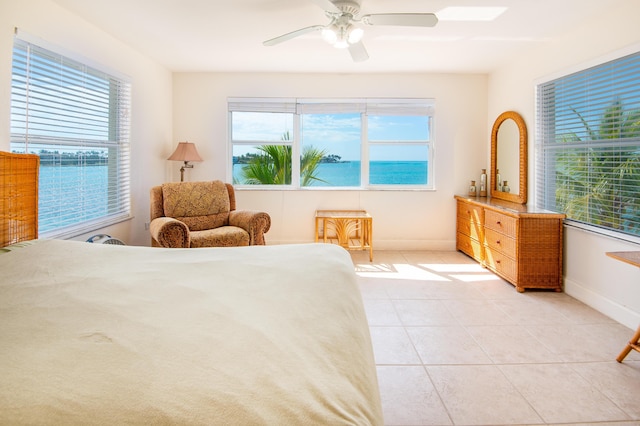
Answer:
348, 41, 369, 62
308, 0, 341, 13
263, 25, 324, 46
362, 13, 438, 27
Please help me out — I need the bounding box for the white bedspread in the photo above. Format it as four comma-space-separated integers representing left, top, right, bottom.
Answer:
0, 240, 382, 425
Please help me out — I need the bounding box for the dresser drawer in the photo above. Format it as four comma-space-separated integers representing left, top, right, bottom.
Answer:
484, 209, 517, 236
457, 217, 482, 241
484, 227, 516, 256
484, 248, 516, 282
457, 200, 483, 224
456, 232, 483, 260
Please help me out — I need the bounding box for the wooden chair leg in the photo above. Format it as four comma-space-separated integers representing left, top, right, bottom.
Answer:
616, 324, 640, 363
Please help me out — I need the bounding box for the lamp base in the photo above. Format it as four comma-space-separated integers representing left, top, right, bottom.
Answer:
179, 162, 194, 182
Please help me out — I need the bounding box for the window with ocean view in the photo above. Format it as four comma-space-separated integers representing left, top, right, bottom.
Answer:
10, 33, 131, 237
229, 98, 433, 189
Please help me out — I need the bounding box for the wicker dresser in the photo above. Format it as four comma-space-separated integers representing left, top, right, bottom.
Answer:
455, 195, 565, 292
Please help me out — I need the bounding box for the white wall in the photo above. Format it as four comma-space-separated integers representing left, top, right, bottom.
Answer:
172, 72, 488, 249
0, 0, 173, 247
488, 0, 640, 328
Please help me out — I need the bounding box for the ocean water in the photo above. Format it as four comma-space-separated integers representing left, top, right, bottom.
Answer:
39, 165, 109, 233
234, 161, 428, 186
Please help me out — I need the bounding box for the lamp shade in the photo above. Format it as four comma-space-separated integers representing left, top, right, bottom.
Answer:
167, 142, 203, 162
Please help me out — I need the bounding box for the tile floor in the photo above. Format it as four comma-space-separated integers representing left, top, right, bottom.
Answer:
349, 250, 640, 426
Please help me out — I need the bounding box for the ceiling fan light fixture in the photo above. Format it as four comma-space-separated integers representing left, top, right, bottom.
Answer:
321, 26, 338, 44
347, 27, 364, 44
334, 40, 349, 49
328, 24, 362, 49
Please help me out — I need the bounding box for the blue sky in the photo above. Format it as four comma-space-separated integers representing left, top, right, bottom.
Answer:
232, 112, 430, 161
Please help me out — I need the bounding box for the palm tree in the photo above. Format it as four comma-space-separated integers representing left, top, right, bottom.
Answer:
241, 145, 292, 184
554, 98, 640, 235
300, 146, 328, 186
239, 131, 329, 185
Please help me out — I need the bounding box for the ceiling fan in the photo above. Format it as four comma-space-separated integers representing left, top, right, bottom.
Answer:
263, 0, 438, 62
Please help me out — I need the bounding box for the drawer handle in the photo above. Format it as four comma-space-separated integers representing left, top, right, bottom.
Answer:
496, 240, 501, 245
496, 259, 501, 264
496, 221, 501, 225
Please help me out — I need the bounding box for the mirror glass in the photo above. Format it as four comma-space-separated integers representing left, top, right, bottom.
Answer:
490, 111, 527, 204
496, 119, 519, 193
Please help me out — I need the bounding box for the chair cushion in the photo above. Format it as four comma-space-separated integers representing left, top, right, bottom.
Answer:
162, 181, 230, 231
190, 226, 250, 248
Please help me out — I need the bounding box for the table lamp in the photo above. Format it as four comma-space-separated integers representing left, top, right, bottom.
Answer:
167, 142, 202, 182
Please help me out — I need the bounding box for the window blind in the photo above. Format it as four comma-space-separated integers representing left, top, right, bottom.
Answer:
366, 99, 435, 116
536, 50, 640, 239
10, 36, 132, 237
227, 98, 296, 113
228, 97, 435, 116
296, 101, 367, 114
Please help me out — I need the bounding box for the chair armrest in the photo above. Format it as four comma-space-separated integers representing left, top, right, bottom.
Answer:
149, 217, 190, 248
229, 210, 271, 245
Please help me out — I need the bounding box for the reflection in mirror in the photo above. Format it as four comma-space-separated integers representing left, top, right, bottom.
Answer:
490, 111, 527, 204
496, 119, 519, 193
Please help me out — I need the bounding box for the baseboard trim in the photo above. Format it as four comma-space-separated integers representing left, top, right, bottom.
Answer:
564, 277, 639, 330
369, 240, 456, 251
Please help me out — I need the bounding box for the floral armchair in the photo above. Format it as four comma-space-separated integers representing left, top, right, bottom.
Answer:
149, 180, 270, 248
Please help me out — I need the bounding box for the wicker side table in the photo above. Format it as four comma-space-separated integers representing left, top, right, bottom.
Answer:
315, 210, 373, 262
606, 251, 640, 363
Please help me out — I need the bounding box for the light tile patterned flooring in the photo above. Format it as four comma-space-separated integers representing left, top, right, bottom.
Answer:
349, 250, 640, 426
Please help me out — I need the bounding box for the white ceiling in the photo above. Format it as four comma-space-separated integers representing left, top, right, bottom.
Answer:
51, 0, 619, 74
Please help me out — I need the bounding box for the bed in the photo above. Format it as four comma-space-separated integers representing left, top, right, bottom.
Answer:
0, 153, 383, 425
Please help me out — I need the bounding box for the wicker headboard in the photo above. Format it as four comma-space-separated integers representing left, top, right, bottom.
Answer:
0, 151, 40, 248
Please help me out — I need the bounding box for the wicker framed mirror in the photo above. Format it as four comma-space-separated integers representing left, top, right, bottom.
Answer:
490, 111, 527, 204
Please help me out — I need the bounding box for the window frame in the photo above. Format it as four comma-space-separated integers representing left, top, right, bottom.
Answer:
535, 47, 640, 243
228, 98, 435, 190
10, 32, 132, 239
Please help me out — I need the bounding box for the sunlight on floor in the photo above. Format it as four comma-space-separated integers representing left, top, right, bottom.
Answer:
355, 263, 451, 281
422, 263, 486, 273
353, 259, 498, 283
449, 273, 503, 282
